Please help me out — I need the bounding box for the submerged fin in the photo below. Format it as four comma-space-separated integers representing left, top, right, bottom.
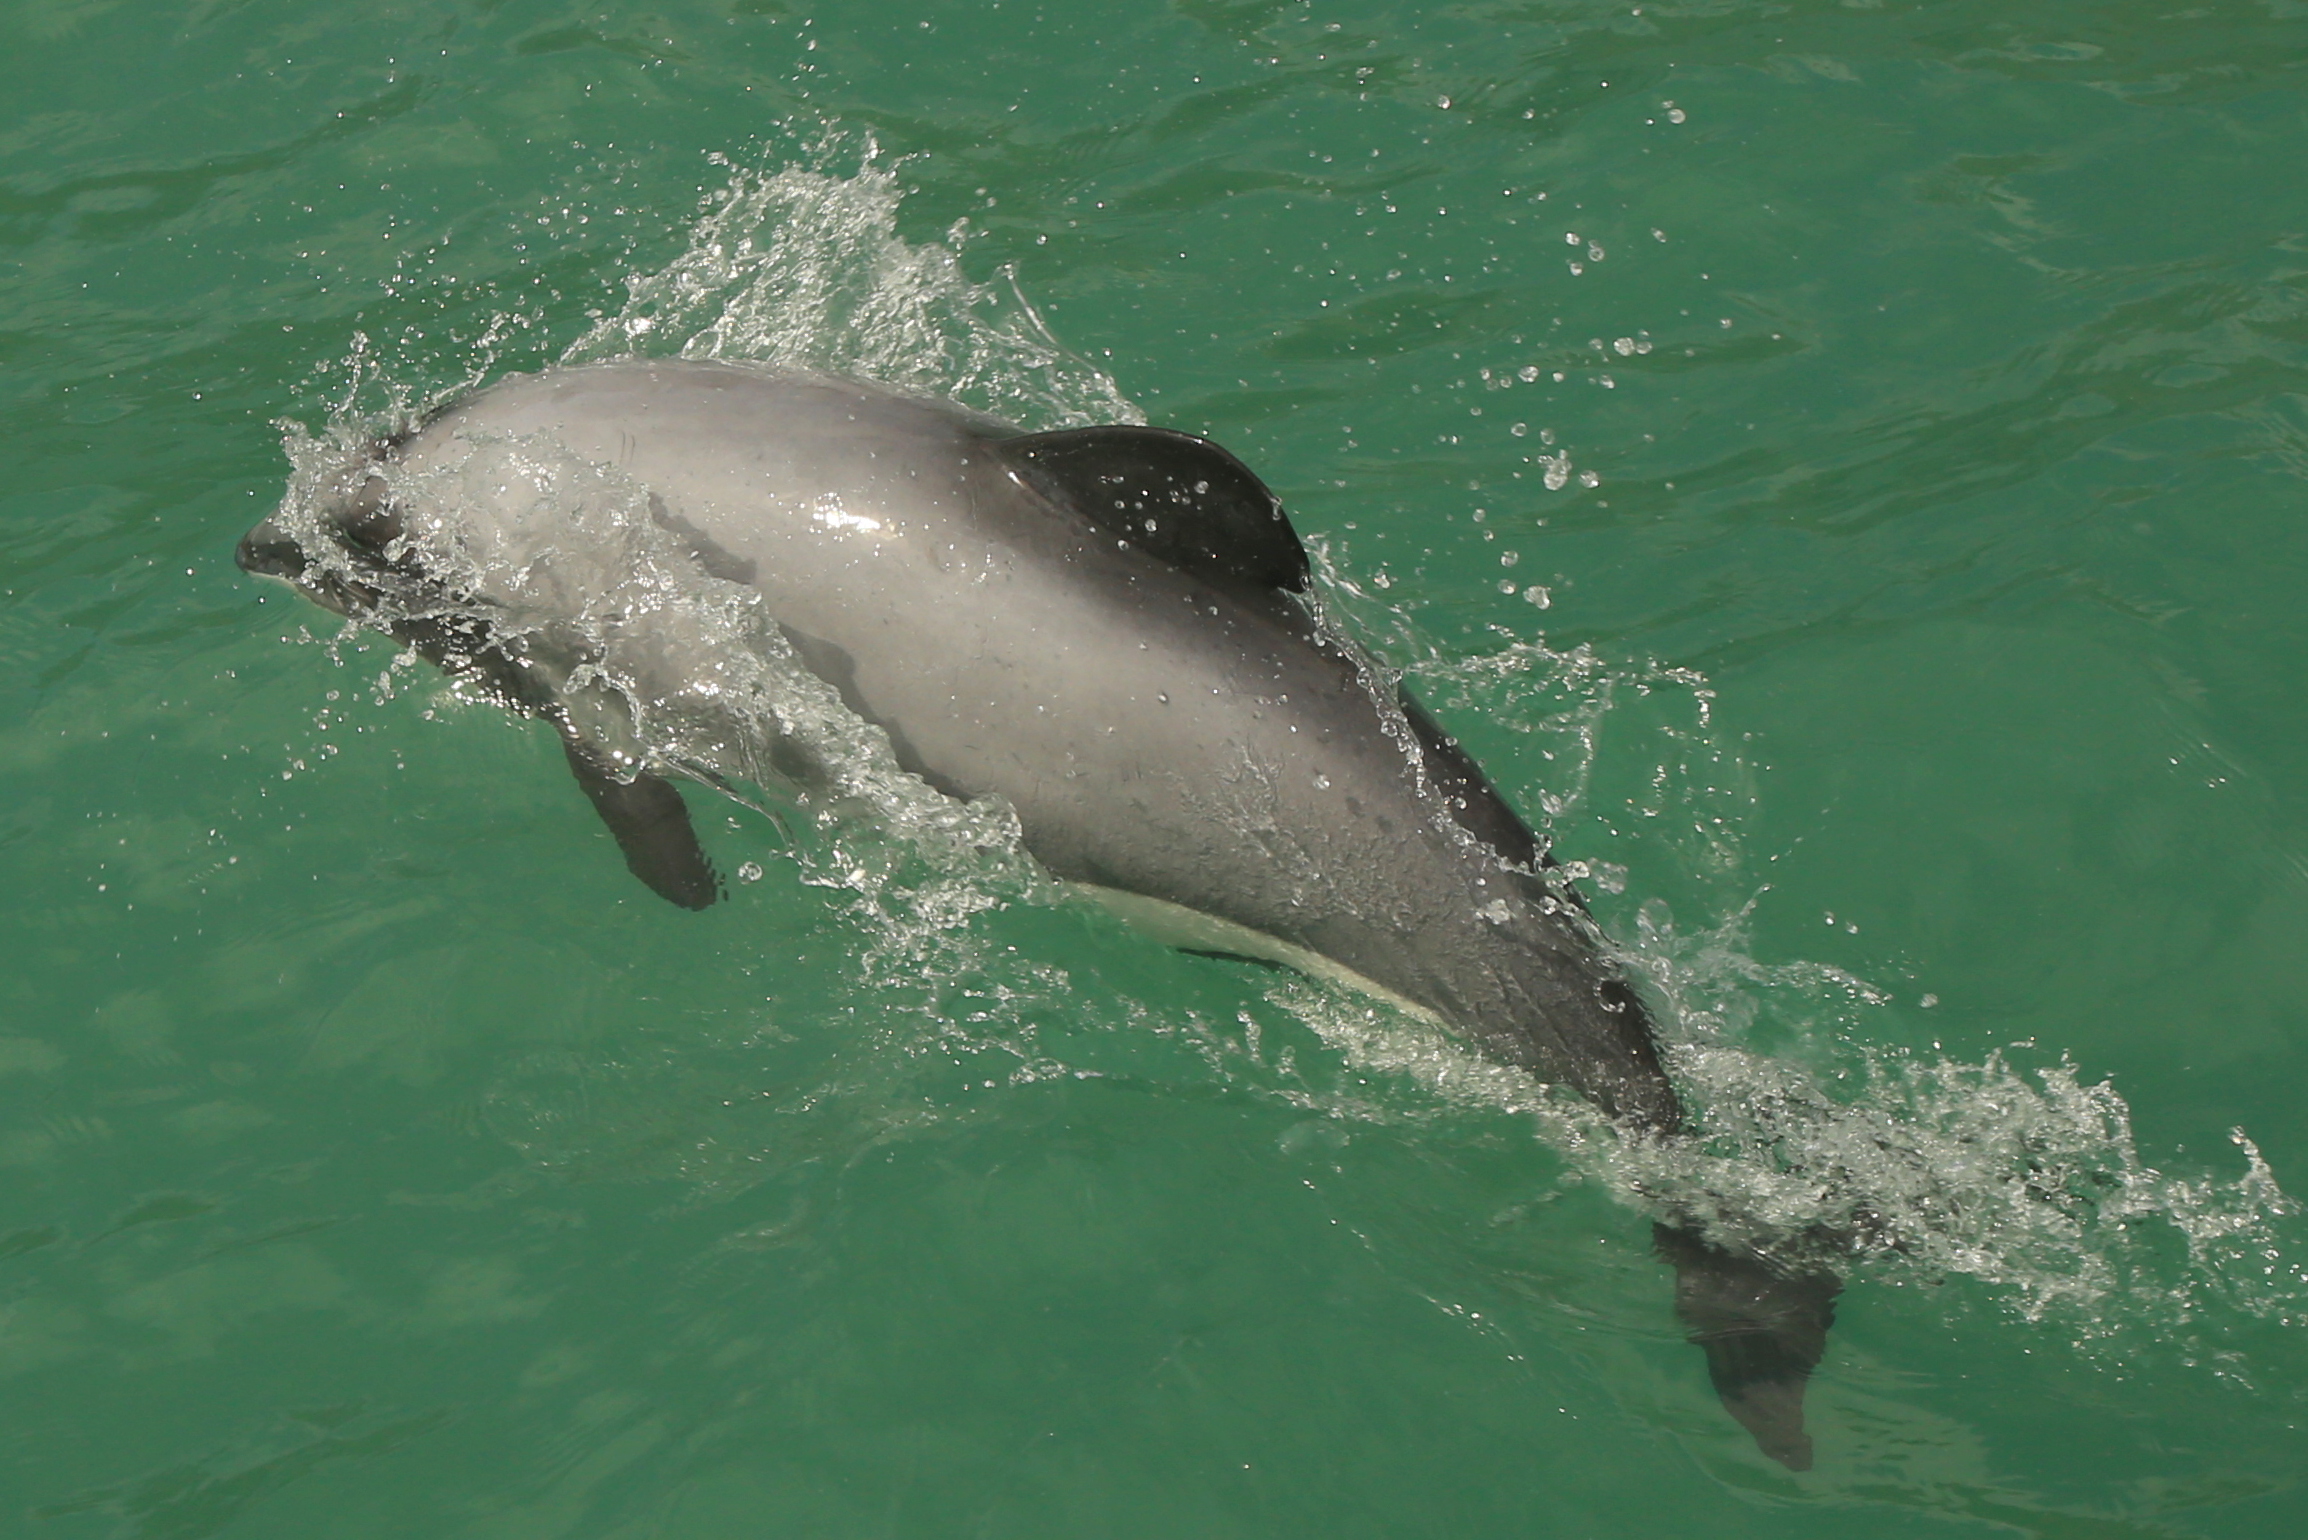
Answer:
559, 733, 720, 910
1653, 1222, 1840, 1471
997, 425, 1310, 593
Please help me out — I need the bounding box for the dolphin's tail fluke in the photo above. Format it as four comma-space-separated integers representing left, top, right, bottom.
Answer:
1652, 1221, 1840, 1471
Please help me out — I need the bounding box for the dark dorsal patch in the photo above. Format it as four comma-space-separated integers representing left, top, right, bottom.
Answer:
995, 426, 1310, 593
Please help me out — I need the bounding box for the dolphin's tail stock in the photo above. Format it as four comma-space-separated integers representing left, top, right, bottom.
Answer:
1651, 1220, 1841, 1470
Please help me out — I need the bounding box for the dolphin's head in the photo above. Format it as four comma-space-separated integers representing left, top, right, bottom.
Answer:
236, 458, 424, 621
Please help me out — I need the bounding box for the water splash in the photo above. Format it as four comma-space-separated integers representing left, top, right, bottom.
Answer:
1621, 900, 2301, 1330
1270, 633, 2304, 1349
564, 129, 1138, 431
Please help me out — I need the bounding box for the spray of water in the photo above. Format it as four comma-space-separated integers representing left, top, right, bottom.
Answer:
563, 129, 1137, 431
1317, 635, 2298, 1345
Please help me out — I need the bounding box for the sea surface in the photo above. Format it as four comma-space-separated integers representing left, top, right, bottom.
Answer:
5, 1, 2307, 1535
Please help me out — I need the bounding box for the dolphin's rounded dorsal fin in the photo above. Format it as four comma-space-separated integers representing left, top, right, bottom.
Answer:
995, 425, 1310, 593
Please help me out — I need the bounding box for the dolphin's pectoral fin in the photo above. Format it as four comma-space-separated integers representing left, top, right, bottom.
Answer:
1653, 1221, 1840, 1471
558, 732, 720, 910
996, 426, 1310, 593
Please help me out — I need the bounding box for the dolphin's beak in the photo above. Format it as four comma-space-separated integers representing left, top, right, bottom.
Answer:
1653, 1221, 1841, 1471
236, 517, 307, 581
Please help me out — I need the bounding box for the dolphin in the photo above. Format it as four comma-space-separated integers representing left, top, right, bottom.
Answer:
237, 358, 1840, 1467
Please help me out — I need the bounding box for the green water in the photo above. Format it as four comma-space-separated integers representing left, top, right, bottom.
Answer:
6, 0, 2308, 1534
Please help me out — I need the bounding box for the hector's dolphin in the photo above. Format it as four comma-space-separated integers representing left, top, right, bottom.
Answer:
238, 359, 1840, 1467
